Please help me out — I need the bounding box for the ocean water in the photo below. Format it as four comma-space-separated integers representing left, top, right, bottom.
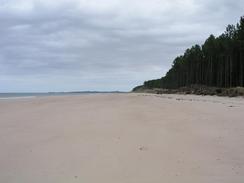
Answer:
0, 92, 125, 100
0, 93, 76, 100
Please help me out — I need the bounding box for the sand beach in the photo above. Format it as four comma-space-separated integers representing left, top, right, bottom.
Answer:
0, 93, 244, 183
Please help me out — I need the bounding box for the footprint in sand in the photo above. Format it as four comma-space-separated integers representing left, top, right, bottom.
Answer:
139, 146, 148, 151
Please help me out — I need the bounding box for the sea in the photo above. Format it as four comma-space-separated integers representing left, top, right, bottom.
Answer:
0, 91, 125, 100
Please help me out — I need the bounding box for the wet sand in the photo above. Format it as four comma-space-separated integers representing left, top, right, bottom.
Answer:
0, 93, 244, 183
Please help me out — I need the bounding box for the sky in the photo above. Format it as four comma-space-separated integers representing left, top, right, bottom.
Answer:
0, 0, 244, 92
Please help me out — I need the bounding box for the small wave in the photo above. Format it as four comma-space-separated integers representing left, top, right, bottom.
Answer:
0, 96, 36, 100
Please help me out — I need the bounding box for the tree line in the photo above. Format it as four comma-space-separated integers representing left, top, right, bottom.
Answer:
143, 16, 244, 89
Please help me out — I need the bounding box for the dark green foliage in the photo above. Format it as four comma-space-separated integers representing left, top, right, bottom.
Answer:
142, 16, 244, 89
132, 85, 144, 92
144, 79, 161, 89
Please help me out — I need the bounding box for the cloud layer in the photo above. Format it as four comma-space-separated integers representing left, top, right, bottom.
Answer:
0, 0, 244, 92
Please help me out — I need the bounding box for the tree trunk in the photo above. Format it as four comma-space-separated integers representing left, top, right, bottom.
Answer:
240, 50, 244, 87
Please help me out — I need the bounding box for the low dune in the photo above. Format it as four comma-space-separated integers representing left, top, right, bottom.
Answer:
0, 93, 244, 183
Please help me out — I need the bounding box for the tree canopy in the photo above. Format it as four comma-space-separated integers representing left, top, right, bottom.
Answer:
143, 16, 244, 89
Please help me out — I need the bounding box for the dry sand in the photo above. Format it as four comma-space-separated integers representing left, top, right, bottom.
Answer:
0, 93, 244, 183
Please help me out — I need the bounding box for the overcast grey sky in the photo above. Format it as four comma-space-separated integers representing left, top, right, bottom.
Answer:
0, 0, 244, 92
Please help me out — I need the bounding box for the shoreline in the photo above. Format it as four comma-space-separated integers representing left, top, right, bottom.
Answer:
0, 92, 127, 100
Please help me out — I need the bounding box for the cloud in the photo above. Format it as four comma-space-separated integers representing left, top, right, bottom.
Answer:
0, 0, 244, 92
